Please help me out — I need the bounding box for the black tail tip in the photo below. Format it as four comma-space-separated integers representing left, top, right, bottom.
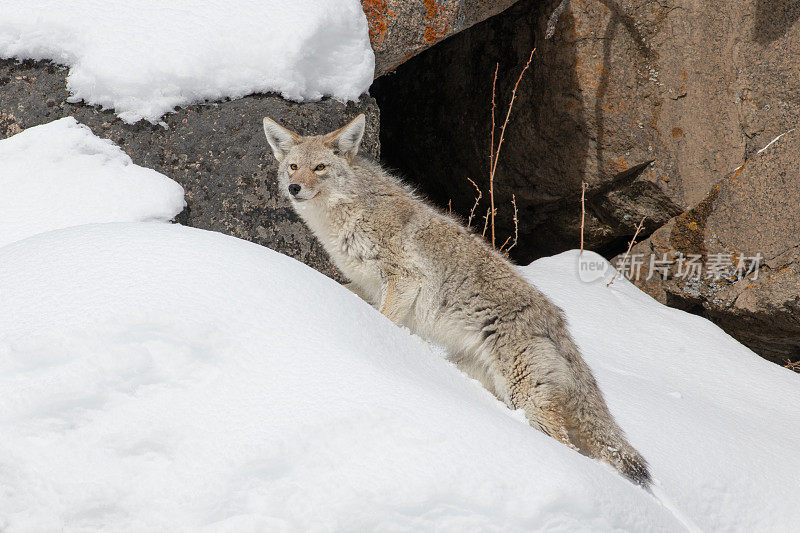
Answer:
624, 460, 653, 489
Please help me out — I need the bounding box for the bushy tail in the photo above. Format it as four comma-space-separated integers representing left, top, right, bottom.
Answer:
513, 333, 653, 487
570, 413, 652, 488
545, 311, 652, 488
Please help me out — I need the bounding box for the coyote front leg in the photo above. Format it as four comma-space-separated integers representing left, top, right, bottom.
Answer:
379, 275, 419, 325
343, 281, 376, 305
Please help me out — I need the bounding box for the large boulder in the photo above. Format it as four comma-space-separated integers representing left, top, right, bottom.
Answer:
372, 0, 800, 263
363, 0, 519, 76
0, 59, 380, 280
616, 129, 800, 365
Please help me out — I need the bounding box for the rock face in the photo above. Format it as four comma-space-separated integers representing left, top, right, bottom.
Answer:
616, 130, 800, 365
372, 0, 800, 264
363, 0, 519, 76
0, 59, 380, 280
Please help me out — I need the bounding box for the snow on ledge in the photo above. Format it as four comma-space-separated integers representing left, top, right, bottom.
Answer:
0, 0, 375, 123
0, 118, 185, 247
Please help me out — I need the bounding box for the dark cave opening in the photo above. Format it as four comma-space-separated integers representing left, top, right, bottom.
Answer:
371, 0, 590, 265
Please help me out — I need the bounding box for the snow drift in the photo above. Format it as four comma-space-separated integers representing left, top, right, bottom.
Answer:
0, 222, 798, 531
0, 118, 184, 247
0, 0, 375, 123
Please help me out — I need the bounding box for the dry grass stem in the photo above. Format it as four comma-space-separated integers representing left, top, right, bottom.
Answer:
488, 48, 535, 249
606, 216, 646, 287
580, 181, 587, 256
490, 63, 498, 179
499, 194, 518, 255
449, 50, 533, 251
466, 177, 483, 228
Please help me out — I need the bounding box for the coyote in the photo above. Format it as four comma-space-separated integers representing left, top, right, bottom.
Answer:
262, 114, 651, 487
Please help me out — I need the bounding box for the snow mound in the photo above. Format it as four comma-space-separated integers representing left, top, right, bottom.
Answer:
521, 254, 800, 532
0, 118, 184, 247
0, 223, 797, 531
0, 223, 680, 532
0, 0, 375, 123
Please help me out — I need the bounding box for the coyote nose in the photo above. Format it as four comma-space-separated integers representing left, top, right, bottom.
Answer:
288, 184, 301, 196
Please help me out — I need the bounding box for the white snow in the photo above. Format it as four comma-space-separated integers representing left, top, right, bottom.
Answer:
0, 0, 375, 123
0, 118, 184, 247
527, 253, 800, 531
0, 221, 798, 531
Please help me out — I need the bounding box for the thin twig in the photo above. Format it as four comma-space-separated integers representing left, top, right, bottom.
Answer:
488, 48, 535, 249
509, 194, 518, 252
448, 199, 452, 215
607, 216, 646, 287
465, 177, 483, 228
490, 63, 498, 187
489, 63, 499, 247
500, 194, 518, 255
580, 181, 587, 256
482, 207, 491, 238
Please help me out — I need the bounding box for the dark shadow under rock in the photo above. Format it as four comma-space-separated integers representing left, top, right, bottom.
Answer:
371, 0, 681, 264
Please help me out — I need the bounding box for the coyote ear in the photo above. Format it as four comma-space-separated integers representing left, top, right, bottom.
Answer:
327, 114, 365, 160
263, 117, 299, 162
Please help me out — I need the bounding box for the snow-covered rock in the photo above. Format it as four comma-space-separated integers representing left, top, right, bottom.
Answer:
0, 222, 797, 531
0, 64, 379, 279
0, 1, 375, 123
0, 118, 184, 248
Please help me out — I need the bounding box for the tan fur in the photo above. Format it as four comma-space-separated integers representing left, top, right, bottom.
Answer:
262, 114, 652, 487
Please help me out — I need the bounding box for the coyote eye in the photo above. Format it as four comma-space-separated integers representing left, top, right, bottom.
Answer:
289, 163, 297, 171
314, 164, 326, 171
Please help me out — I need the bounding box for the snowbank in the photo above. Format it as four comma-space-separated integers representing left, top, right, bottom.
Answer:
0, 0, 375, 123
0, 223, 797, 531
0, 118, 184, 247
522, 254, 800, 532
0, 223, 677, 532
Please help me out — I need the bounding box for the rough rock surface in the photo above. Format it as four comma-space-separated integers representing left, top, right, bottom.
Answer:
372, 0, 800, 263
616, 129, 800, 365
363, 0, 519, 76
0, 59, 380, 280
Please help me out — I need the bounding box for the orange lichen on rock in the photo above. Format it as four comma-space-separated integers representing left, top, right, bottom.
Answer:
603, 100, 629, 114
423, 0, 452, 44
574, 56, 605, 89
669, 185, 720, 256
361, 0, 395, 46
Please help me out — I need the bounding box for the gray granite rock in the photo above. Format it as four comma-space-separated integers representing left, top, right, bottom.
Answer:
0, 59, 380, 280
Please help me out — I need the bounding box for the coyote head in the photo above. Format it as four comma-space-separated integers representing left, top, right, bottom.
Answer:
262, 114, 366, 203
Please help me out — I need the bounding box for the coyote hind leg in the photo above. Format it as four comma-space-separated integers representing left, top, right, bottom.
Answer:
506, 338, 575, 448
